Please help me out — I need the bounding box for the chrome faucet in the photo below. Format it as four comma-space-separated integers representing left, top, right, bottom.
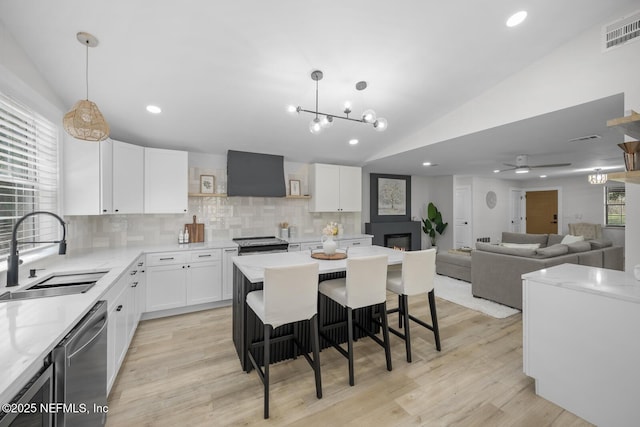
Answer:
6, 211, 67, 287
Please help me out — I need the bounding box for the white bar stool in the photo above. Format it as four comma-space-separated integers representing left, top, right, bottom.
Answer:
246, 263, 322, 419
318, 255, 391, 386
386, 248, 441, 362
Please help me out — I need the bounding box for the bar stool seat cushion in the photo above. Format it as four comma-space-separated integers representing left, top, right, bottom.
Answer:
318, 278, 347, 307
386, 270, 403, 295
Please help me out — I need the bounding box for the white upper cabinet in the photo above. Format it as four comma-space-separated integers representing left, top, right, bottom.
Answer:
144, 147, 188, 213
112, 140, 144, 214
309, 163, 362, 212
64, 138, 112, 215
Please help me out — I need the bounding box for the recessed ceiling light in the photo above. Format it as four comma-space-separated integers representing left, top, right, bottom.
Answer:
423, 162, 431, 166
349, 139, 359, 145
540, 175, 547, 178
146, 105, 162, 114
506, 11, 527, 27
493, 169, 500, 173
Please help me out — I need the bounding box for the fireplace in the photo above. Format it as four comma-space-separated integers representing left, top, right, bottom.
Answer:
384, 233, 411, 250
365, 222, 421, 251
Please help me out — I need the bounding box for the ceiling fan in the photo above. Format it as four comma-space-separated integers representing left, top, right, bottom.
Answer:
498, 154, 571, 174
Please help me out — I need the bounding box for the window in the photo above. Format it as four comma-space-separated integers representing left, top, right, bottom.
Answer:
605, 186, 625, 226
0, 93, 59, 258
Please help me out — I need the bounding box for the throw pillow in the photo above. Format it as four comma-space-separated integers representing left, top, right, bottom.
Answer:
561, 234, 584, 245
501, 242, 541, 250
535, 244, 569, 258
567, 241, 591, 253
547, 234, 565, 246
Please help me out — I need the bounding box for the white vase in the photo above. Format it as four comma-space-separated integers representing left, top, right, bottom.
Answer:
322, 235, 337, 255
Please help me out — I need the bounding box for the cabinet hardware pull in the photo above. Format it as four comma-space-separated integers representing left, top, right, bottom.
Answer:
131, 282, 138, 287
198, 254, 212, 257
225, 249, 237, 252
159, 257, 174, 261
352, 242, 360, 245
137, 262, 143, 266
115, 209, 119, 212
130, 270, 137, 275
116, 305, 123, 312
182, 265, 185, 269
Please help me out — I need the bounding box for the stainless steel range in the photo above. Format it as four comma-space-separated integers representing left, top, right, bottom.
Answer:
232, 236, 289, 256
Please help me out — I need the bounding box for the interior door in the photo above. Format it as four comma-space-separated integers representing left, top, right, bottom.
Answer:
525, 190, 558, 234
454, 186, 472, 248
510, 189, 524, 233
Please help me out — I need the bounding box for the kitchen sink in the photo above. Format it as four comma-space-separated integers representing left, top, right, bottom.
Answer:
0, 270, 109, 302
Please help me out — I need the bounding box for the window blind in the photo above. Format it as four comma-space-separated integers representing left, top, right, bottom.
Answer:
0, 93, 59, 257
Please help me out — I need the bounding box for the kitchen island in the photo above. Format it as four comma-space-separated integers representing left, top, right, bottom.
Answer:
522, 264, 640, 427
232, 245, 404, 371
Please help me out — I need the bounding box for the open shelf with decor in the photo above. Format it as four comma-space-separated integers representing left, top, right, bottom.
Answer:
607, 170, 640, 184
189, 193, 228, 197
607, 110, 640, 139
188, 193, 311, 199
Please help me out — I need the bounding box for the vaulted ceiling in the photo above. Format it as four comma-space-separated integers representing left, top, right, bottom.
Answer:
0, 0, 636, 178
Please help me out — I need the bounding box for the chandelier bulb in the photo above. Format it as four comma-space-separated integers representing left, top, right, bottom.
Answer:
320, 115, 334, 128
373, 118, 388, 132
309, 118, 323, 134
362, 109, 377, 124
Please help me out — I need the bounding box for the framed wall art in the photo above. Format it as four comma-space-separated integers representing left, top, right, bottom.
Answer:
370, 173, 411, 222
200, 175, 215, 194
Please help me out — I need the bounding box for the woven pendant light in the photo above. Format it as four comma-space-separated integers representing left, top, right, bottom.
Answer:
63, 32, 109, 142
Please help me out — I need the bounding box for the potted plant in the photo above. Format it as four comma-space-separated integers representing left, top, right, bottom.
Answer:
422, 202, 448, 250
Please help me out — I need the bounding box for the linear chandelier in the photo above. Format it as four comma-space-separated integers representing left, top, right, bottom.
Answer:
293, 70, 387, 134
588, 169, 608, 184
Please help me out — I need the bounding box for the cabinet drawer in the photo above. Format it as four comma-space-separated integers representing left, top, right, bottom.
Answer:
288, 243, 301, 251
301, 242, 324, 251
189, 249, 221, 262
146, 252, 188, 266
339, 238, 372, 248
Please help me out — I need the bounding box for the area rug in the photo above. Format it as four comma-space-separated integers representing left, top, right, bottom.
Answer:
434, 274, 520, 319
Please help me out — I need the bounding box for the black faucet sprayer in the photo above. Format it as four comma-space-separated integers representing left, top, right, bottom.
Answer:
6, 211, 67, 287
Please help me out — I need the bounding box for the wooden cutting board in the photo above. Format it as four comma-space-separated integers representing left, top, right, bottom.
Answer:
185, 215, 204, 243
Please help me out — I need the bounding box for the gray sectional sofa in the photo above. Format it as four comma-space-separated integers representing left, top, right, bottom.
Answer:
471, 232, 624, 310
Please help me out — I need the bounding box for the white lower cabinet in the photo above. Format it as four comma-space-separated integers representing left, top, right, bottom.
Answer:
145, 249, 223, 312
107, 270, 136, 392
187, 261, 222, 305
146, 264, 188, 311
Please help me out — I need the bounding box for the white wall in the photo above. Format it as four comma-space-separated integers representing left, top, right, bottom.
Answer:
470, 176, 514, 244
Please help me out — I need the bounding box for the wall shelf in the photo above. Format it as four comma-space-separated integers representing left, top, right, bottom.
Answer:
607, 170, 640, 184
189, 193, 227, 197
607, 110, 640, 139
188, 193, 311, 199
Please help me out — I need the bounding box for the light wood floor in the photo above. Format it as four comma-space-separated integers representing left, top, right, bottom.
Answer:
106, 294, 592, 426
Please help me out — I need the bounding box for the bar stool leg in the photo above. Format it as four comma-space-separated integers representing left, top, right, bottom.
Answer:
428, 290, 441, 351
398, 294, 404, 329
381, 302, 392, 372
347, 307, 355, 386
402, 295, 412, 362
310, 315, 322, 398
264, 324, 271, 419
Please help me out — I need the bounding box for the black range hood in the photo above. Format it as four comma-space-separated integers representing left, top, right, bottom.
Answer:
227, 150, 286, 197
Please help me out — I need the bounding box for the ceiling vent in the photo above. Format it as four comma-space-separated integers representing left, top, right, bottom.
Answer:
602, 9, 640, 51
568, 134, 602, 143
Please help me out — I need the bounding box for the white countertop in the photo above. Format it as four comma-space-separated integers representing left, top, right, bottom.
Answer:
285, 234, 373, 244
0, 241, 236, 405
233, 245, 404, 283
522, 264, 640, 304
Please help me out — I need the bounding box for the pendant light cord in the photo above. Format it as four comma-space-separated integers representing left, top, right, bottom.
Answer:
85, 41, 89, 100
315, 79, 318, 119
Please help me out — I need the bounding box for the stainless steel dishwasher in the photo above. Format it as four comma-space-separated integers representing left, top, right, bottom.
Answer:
53, 300, 108, 427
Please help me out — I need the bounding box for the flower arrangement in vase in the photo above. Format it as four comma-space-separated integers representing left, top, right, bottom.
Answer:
321, 222, 338, 254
